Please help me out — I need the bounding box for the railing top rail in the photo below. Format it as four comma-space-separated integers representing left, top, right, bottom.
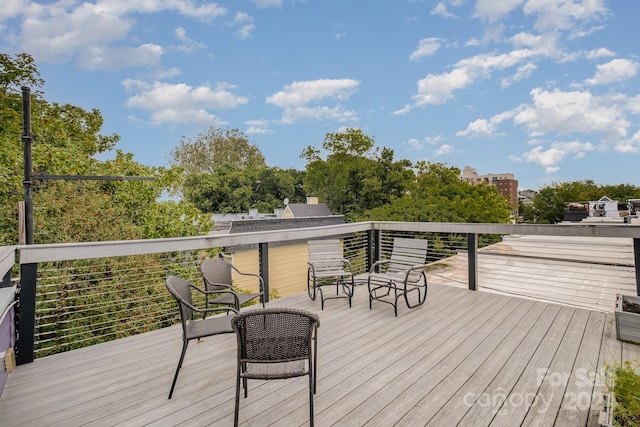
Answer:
17, 222, 371, 264
14, 220, 640, 264
372, 221, 640, 238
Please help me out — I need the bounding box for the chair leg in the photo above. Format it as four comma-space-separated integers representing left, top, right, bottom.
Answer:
168, 339, 189, 399
242, 362, 248, 398
234, 365, 241, 427
309, 371, 314, 427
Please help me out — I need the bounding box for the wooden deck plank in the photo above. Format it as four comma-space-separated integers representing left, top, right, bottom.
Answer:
554, 311, 606, 426
372, 298, 538, 427
398, 299, 547, 426
423, 301, 553, 426
0, 283, 625, 427
311, 292, 502, 426
490, 307, 584, 427
459, 304, 571, 426
520, 308, 591, 425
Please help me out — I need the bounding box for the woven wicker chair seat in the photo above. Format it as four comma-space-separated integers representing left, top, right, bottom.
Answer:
185, 315, 233, 340
244, 360, 307, 379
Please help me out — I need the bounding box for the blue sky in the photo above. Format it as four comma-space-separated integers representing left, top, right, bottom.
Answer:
2, 0, 639, 191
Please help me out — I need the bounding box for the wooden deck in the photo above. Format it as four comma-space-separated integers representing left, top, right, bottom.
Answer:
1, 283, 639, 426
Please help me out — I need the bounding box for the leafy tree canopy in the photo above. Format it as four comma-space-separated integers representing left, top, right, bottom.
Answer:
169, 126, 266, 175
361, 162, 511, 223
184, 164, 305, 214
173, 126, 305, 214
528, 180, 640, 223
302, 128, 414, 218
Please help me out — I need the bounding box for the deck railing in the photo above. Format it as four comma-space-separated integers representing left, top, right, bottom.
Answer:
4, 221, 640, 366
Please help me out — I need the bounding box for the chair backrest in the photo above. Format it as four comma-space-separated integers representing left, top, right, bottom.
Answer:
201, 258, 233, 292
308, 239, 345, 273
166, 276, 195, 325
232, 308, 320, 362
387, 238, 429, 275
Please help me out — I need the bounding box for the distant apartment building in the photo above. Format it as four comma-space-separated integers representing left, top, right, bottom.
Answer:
460, 166, 519, 218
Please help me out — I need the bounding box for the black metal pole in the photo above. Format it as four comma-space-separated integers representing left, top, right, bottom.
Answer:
634, 238, 640, 296
259, 243, 270, 303
468, 233, 478, 291
16, 263, 37, 365
21, 86, 34, 245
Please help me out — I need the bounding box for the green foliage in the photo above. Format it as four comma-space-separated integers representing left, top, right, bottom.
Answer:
530, 181, 640, 223
0, 53, 44, 93
173, 126, 305, 214
183, 164, 305, 214
363, 162, 511, 224
606, 360, 640, 427
169, 126, 266, 175
302, 128, 414, 217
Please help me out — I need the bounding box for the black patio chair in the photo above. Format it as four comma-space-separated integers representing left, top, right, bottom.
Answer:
307, 239, 355, 309
368, 237, 429, 316
200, 258, 265, 313
232, 308, 320, 427
165, 275, 238, 399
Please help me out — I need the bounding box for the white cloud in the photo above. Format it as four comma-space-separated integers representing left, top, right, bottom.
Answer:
0, 0, 27, 21
456, 110, 515, 138
245, 120, 271, 135
612, 131, 640, 154
409, 38, 442, 62
431, 2, 456, 18
11, 0, 226, 69
406, 138, 423, 149
425, 135, 445, 145
232, 12, 255, 39
267, 79, 359, 107
514, 88, 629, 138
123, 80, 248, 126
523, 0, 608, 33
586, 47, 615, 60
76, 43, 164, 70
474, 0, 524, 23
395, 48, 538, 113
515, 140, 595, 173
267, 79, 360, 124
174, 27, 206, 53
501, 62, 537, 87
435, 144, 454, 155
456, 119, 495, 138
249, 0, 282, 8
585, 58, 638, 85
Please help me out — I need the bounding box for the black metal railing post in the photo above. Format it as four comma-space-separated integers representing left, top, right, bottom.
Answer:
634, 238, 640, 296
468, 233, 478, 291
366, 229, 380, 272
259, 243, 270, 302
16, 263, 37, 365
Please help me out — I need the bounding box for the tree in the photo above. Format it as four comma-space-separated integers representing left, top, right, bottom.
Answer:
183, 164, 305, 214
530, 181, 640, 223
168, 126, 266, 175
173, 126, 306, 214
362, 162, 511, 223
301, 128, 413, 218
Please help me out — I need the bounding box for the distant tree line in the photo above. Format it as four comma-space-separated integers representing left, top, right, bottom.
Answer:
520, 181, 640, 224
